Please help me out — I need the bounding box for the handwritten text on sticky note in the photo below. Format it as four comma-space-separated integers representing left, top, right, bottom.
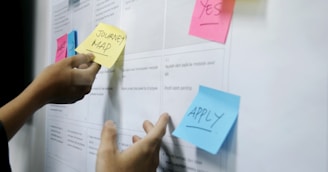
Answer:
189, 0, 235, 43
55, 33, 68, 62
172, 85, 240, 154
75, 22, 127, 68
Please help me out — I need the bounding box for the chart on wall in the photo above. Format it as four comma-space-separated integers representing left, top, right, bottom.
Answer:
45, 0, 237, 171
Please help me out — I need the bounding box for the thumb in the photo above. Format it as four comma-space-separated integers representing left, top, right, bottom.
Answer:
98, 120, 119, 155
70, 53, 95, 68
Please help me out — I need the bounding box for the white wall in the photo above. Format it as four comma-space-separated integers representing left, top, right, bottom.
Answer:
230, 0, 328, 171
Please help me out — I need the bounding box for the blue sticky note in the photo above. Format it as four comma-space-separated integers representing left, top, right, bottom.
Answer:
67, 30, 78, 57
172, 85, 240, 154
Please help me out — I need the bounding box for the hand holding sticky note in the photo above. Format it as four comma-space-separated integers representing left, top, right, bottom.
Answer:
172, 85, 240, 154
75, 23, 127, 68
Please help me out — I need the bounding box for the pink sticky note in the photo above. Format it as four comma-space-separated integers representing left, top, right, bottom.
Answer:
189, 0, 235, 44
55, 33, 68, 62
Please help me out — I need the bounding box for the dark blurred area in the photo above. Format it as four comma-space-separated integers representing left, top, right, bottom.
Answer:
0, 0, 34, 106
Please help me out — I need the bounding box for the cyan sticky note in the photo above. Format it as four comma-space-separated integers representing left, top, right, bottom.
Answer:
67, 30, 78, 57
172, 85, 240, 154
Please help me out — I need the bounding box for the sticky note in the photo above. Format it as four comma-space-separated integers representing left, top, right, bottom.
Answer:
189, 0, 235, 44
75, 22, 127, 68
67, 30, 78, 57
172, 85, 240, 154
55, 33, 68, 62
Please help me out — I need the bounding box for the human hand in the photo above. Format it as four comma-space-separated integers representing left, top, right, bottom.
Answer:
32, 53, 101, 104
96, 113, 170, 172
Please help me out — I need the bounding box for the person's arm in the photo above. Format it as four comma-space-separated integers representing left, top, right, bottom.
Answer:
96, 112, 170, 172
0, 53, 101, 140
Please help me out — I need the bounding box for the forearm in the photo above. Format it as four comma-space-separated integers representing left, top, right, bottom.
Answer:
0, 53, 100, 140
0, 81, 48, 140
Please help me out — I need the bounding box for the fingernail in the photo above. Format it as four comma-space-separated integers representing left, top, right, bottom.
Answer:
105, 120, 115, 127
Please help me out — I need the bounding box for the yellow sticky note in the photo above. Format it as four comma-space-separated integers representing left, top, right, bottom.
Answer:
75, 23, 127, 68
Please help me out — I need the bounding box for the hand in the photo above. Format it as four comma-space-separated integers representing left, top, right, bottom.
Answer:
32, 53, 101, 104
0, 53, 101, 139
96, 113, 170, 172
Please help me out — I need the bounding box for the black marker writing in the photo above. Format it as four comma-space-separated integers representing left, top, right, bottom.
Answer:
96, 30, 125, 45
186, 106, 224, 132
199, 0, 222, 26
57, 43, 66, 57
91, 39, 111, 54
68, 40, 75, 53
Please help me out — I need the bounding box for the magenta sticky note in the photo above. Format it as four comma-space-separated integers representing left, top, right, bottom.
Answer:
55, 33, 68, 62
189, 0, 235, 44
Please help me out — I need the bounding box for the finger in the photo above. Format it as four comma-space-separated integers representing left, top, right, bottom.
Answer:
87, 61, 102, 75
78, 63, 89, 69
144, 113, 170, 140
99, 120, 119, 154
132, 135, 142, 143
72, 62, 101, 85
70, 53, 95, 68
143, 120, 154, 133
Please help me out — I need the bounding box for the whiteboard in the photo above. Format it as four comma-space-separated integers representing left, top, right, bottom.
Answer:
9, 0, 328, 172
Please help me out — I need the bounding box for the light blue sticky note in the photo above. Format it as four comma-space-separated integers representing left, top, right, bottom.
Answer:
67, 30, 78, 57
172, 85, 240, 154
